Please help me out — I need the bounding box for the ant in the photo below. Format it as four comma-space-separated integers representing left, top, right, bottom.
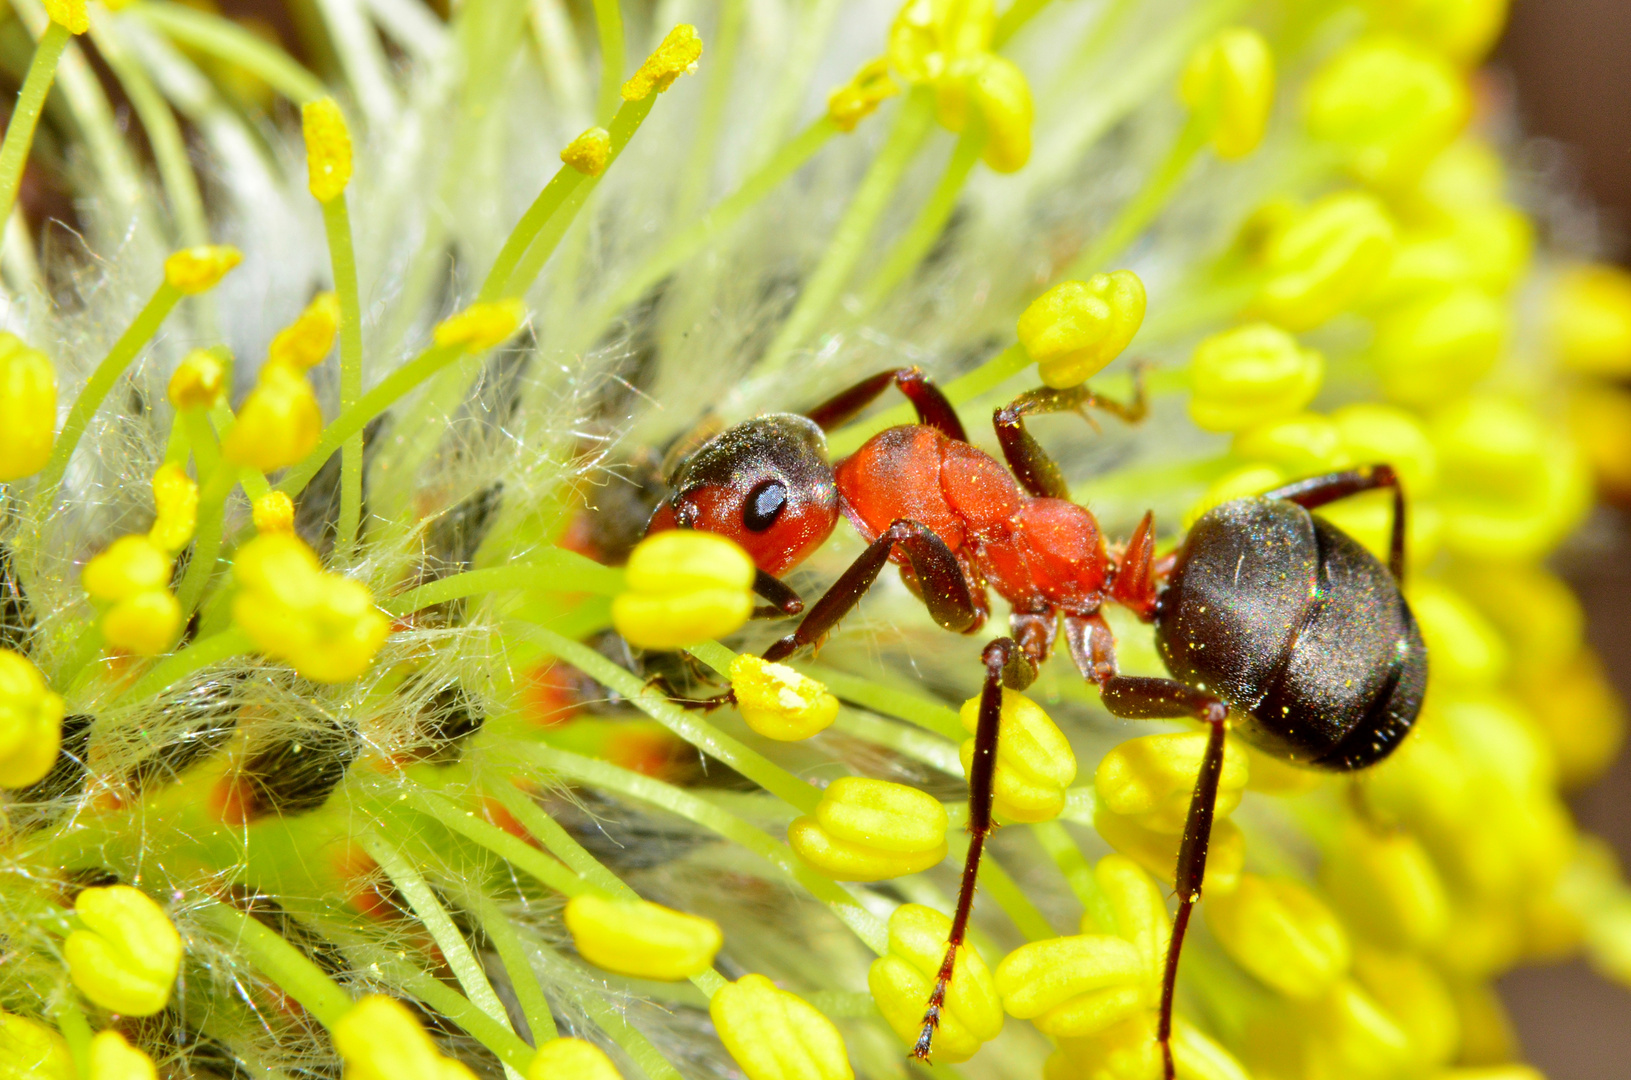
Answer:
647, 366, 1425, 1078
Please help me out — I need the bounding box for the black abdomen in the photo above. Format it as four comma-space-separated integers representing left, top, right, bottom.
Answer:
1154, 498, 1426, 770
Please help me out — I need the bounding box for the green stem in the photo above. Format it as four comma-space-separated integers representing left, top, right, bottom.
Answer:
361, 831, 521, 1054
852, 123, 984, 318
383, 555, 626, 616
322, 195, 365, 558
505, 94, 656, 297
194, 902, 354, 1026
506, 744, 889, 955
121, 626, 254, 704
398, 785, 589, 897
797, 662, 964, 741
527, 939, 687, 1080
1030, 820, 1116, 930
173, 459, 240, 614
133, 2, 325, 102
473, 894, 557, 1043
522, 623, 821, 813
0, 21, 69, 238
36, 282, 183, 500
824, 341, 1029, 458
754, 90, 937, 373
992, 0, 1055, 47
55, 621, 104, 694
374, 957, 536, 1070
673, 0, 742, 222
578, 117, 836, 349
483, 779, 640, 899
1063, 110, 1209, 281
977, 855, 1058, 941
477, 165, 588, 304
274, 343, 459, 498
590, 0, 623, 124
55, 996, 93, 1078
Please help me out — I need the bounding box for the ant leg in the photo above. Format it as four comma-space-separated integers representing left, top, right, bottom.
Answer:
751, 570, 804, 619
762, 519, 984, 662
804, 367, 968, 443
993, 369, 1148, 499
914, 636, 1034, 1060
1064, 612, 1228, 1080
1264, 464, 1407, 581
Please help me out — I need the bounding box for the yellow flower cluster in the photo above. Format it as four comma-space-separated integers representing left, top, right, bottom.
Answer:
789, 776, 948, 880
65, 885, 183, 1016
958, 688, 1075, 823
611, 531, 756, 649
0, 648, 63, 788
0, 333, 57, 482
224, 294, 336, 472
563, 894, 723, 980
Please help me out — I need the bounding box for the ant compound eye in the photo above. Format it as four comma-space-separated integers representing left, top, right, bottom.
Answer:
743, 480, 787, 532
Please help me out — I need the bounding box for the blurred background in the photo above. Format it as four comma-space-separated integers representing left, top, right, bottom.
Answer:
1499, 1, 1631, 1073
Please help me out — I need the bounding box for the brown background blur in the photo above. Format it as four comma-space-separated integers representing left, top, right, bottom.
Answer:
1498, 1, 1631, 1074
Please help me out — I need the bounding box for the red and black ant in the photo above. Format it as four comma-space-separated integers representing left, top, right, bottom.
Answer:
647, 366, 1425, 1078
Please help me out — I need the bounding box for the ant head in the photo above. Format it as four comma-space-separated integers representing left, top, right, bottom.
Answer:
647, 414, 839, 576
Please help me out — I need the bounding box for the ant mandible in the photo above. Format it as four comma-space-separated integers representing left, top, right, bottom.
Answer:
646, 366, 1426, 1079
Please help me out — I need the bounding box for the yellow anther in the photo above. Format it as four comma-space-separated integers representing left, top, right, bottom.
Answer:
1080, 855, 1170, 988
269, 292, 341, 371
1372, 284, 1507, 405
528, 1038, 621, 1080
1303, 36, 1469, 189
869, 904, 1002, 1062
729, 655, 839, 740
149, 463, 199, 553
563, 894, 722, 980
788, 777, 948, 881
1303, 979, 1412, 1077
1431, 395, 1591, 560
1096, 731, 1248, 834
84, 535, 171, 601
1251, 191, 1397, 332
560, 127, 612, 176
1407, 579, 1507, 688
163, 245, 243, 295
90, 1030, 159, 1080
1549, 263, 1631, 378
1232, 414, 1352, 476
710, 973, 854, 1080
611, 531, 755, 650
1365, 0, 1509, 65
1187, 323, 1323, 432
222, 363, 323, 473
101, 588, 184, 658
1372, 204, 1532, 305
0, 1010, 73, 1079
1520, 650, 1624, 790
1018, 271, 1147, 389
888, 0, 994, 85
332, 995, 479, 1080
0, 648, 63, 788
167, 348, 226, 411
1180, 27, 1275, 160
1330, 403, 1438, 497
995, 934, 1147, 1037
1205, 873, 1351, 999
432, 299, 528, 351
1093, 804, 1245, 894
43, 0, 87, 34
302, 97, 352, 203
964, 54, 1033, 173
0, 333, 56, 482
1350, 946, 1458, 1068
621, 24, 703, 101
958, 689, 1075, 823
1050, 1014, 1249, 1080
1321, 819, 1448, 952
65, 885, 182, 1016
252, 490, 296, 534
232, 533, 389, 683
827, 57, 899, 133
